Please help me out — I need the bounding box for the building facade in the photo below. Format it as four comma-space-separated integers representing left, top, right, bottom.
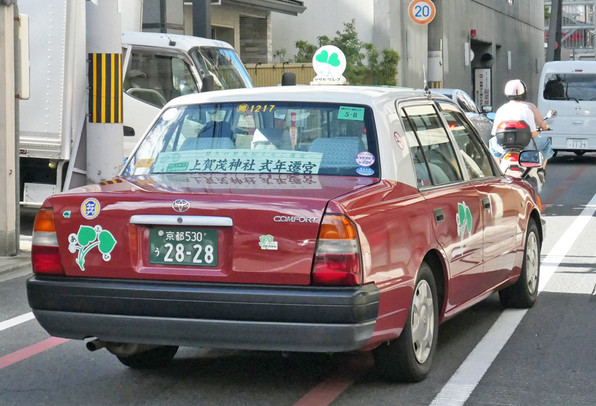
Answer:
133, 0, 305, 64
272, 0, 546, 108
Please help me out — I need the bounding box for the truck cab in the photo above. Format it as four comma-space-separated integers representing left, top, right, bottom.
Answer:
122, 32, 253, 155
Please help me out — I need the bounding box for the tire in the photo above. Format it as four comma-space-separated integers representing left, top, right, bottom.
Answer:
499, 219, 540, 308
117, 346, 178, 369
374, 262, 439, 382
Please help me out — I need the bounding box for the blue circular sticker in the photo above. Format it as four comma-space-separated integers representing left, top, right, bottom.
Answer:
81, 198, 101, 220
356, 167, 375, 176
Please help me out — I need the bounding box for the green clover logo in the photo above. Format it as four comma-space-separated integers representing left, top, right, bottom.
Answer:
68, 225, 117, 271
456, 202, 473, 249
315, 49, 341, 67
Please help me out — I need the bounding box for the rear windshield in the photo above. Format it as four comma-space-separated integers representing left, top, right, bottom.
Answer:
543, 73, 596, 101
122, 102, 379, 177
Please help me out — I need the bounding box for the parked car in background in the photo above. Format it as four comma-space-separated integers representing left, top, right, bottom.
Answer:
27, 85, 543, 383
434, 88, 493, 145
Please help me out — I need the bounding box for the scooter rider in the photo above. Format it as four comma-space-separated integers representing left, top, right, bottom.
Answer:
489, 79, 554, 167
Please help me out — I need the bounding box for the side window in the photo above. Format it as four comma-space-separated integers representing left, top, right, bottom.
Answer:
123, 51, 198, 107
439, 104, 495, 179
400, 104, 463, 188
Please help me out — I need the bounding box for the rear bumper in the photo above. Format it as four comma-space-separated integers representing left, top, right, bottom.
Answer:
27, 276, 379, 352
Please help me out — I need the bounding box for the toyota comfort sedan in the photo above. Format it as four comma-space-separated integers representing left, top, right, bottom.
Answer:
27, 85, 543, 382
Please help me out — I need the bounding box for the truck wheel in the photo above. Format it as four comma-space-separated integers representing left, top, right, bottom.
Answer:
117, 346, 178, 369
374, 262, 439, 382
499, 219, 540, 308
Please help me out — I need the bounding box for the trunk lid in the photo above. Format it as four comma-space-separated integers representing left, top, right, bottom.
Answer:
44, 174, 377, 285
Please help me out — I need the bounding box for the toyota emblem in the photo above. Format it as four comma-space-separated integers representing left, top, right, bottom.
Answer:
172, 199, 190, 213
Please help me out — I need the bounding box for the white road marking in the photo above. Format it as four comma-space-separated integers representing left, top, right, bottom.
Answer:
0, 312, 35, 332
431, 192, 596, 406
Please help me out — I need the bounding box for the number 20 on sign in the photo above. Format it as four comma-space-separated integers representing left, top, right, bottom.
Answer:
409, 0, 436, 25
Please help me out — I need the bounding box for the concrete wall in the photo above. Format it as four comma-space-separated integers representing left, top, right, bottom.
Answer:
434, 0, 545, 107
271, 0, 545, 108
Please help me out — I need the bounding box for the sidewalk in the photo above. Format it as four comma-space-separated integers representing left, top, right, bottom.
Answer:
0, 237, 32, 281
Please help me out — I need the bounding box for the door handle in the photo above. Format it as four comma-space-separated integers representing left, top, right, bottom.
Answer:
482, 197, 491, 210
434, 208, 445, 223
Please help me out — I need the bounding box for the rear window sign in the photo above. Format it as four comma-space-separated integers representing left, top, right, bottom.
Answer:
338, 106, 365, 121
152, 150, 323, 175
237, 104, 276, 113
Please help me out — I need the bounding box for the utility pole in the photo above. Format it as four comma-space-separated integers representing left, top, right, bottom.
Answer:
192, 0, 211, 38
547, 0, 563, 62
86, 0, 123, 184
0, 0, 18, 257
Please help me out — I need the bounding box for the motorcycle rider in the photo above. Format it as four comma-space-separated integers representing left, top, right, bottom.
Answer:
489, 79, 554, 170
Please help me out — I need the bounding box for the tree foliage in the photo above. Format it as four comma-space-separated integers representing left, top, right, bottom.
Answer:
293, 19, 399, 85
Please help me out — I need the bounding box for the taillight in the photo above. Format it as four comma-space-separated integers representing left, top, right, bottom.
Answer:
312, 214, 361, 286
503, 152, 519, 163
497, 121, 529, 130
31, 208, 64, 275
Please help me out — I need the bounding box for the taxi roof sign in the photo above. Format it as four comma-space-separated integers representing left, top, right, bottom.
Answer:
311, 45, 347, 85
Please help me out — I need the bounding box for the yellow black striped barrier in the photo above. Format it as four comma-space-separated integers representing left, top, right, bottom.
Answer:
88, 53, 122, 123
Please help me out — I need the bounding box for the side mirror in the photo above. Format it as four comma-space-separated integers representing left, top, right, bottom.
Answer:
482, 105, 493, 114
544, 109, 558, 119
202, 74, 215, 93
519, 150, 544, 168
123, 126, 135, 137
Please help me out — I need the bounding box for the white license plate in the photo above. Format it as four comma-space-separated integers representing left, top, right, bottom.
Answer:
566, 138, 588, 149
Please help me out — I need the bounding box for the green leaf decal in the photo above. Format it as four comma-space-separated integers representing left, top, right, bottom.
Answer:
458, 203, 466, 226
465, 208, 473, 233
98, 230, 117, 254
328, 52, 341, 67
77, 225, 97, 246
315, 49, 329, 63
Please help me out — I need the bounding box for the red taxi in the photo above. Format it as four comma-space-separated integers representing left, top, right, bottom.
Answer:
27, 85, 543, 382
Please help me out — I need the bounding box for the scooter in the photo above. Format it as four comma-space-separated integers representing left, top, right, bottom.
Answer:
493, 110, 556, 194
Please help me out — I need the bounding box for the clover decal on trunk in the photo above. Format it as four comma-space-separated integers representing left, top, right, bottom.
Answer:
68, 225, 117, 271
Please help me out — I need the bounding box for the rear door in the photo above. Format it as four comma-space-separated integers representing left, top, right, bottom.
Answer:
399, 103, 484, 310
438, 102, 520, 289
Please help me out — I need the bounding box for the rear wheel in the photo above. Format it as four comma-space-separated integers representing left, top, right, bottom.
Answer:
116, 346, 178, 369
374, 262, 439, 382
499, 219, 540, 308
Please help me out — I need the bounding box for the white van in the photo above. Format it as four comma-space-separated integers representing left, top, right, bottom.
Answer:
537, 61, 596, 156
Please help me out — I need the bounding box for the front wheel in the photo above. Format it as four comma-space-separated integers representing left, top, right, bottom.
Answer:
374, 262, 439, 382
499, 219, 540, 308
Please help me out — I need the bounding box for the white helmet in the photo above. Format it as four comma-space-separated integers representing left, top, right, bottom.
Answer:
504, 79, 527, 100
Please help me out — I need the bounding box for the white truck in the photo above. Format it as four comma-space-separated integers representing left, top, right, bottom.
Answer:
18, 0, 252, 206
